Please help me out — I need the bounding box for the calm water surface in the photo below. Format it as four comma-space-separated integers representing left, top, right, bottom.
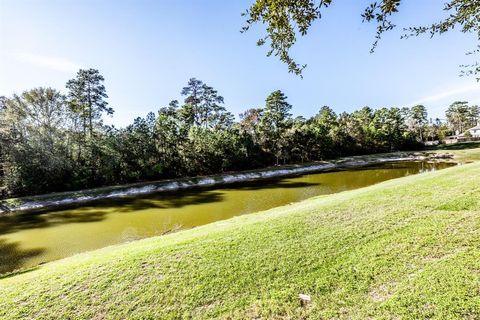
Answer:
0, 161, 455, 274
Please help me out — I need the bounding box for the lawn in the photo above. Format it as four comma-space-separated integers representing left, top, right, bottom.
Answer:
1, 148, 480, 319
436, 142, 480, 161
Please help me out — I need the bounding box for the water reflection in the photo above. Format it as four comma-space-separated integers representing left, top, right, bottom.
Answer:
0, 239, 44, 274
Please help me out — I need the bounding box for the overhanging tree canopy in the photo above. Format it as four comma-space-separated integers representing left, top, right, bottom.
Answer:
243, 0, 480, 79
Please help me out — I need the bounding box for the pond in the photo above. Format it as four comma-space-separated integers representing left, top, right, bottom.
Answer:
0, 161, 456, 274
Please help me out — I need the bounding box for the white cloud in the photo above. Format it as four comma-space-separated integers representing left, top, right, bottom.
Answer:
399, 82, 480, 120
403, 83, 479, 108
13, 52, 81, 73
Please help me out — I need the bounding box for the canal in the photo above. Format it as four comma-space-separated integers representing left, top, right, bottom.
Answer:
0, 161, 456, 274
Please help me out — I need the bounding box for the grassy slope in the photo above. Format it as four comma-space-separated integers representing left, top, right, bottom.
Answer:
1, 151, 480, 319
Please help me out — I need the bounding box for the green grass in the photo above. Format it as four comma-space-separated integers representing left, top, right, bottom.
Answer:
436, 142, 480, 162
1, 150, 480, 319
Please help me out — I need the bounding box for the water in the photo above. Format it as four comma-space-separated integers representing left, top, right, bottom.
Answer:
0, 161, 455, 274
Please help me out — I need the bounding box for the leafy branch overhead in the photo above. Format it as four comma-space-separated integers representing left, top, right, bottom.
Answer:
243, 0, 480, 79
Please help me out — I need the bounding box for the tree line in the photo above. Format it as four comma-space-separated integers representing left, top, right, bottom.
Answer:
0, 69, 478, 198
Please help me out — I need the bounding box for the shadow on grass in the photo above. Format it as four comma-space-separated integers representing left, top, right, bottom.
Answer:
0, 266, 40, 280
434, 142, 480, 150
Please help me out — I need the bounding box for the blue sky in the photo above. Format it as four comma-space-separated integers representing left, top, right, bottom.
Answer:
1, 0, 479, 127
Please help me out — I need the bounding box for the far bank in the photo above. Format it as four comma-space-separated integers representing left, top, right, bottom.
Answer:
0, 150, 456, 214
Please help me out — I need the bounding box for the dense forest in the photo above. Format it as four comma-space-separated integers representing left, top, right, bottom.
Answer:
1, 69, 479, 198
